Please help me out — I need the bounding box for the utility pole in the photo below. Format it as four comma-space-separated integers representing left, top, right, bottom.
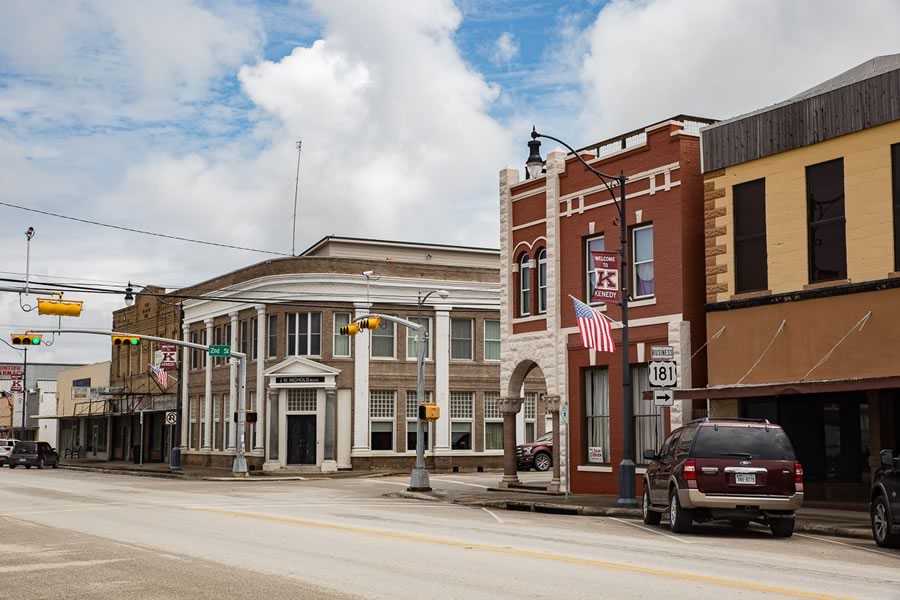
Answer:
291, 139, 302, 256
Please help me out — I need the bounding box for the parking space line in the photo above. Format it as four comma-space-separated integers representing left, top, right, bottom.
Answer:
794, 533, 899, 558
482, 508, 504, 523
607, 517, 693, 544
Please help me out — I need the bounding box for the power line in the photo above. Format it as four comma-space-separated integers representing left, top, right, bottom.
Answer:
0, 201, 292, 256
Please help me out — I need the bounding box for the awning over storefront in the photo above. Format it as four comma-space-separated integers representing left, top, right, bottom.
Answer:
648, 375, 900, 400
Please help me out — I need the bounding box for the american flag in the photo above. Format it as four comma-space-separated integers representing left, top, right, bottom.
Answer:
149, 364, 169, 389
571, 296, 615, 352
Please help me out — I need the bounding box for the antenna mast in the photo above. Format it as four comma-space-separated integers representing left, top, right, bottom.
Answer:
291, 139, 302, 256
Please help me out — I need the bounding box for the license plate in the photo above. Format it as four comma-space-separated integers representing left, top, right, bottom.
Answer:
735, 473, 756, 485
18, 458, 26, 463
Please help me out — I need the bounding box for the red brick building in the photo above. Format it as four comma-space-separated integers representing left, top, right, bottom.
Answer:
498, 116, 713, 496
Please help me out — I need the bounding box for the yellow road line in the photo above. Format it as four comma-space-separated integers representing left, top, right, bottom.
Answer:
192, 507, 852, 600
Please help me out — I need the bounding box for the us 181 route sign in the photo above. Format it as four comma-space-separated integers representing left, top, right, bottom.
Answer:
649, 361, 677, 387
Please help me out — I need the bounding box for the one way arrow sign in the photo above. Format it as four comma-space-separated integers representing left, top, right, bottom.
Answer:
653, 389, 674, 407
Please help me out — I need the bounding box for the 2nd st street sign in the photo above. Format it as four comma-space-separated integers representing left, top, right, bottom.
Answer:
207, 345, 231, 357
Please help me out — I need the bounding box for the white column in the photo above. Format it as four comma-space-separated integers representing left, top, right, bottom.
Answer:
228, 312, 239, 448
255, 304, 266, 450
180, 321, 190, 450
352, 302, 371, 454
434, 308, 451, 453
203, 318, 213, 450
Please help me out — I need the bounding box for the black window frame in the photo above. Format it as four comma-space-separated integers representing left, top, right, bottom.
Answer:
733, 178, 768, 293
807, 158, 847, 284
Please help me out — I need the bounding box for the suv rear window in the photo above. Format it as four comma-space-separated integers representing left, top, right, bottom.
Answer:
691, 425, 796, 460
13, 442, 36, 453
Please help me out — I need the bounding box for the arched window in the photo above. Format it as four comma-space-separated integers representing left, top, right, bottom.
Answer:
536, 248, 547, 314
519, 253, 531, 317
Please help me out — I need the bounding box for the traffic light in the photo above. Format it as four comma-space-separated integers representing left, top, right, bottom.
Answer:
358, 317, 382, 330
112, 335, 140, 346
37, 297, 83, 317
10, 333, 41, 345
417, 403, 440, 421
339, 323, 361, 336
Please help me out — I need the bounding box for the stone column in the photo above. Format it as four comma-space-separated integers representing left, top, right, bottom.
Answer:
322, 389, 338, 473
255, 305, 266, 451
434, 308, 451, 452
228, 312, 239, 449
203, 318, 213, 450
352, 302, 371, 454
545, 395, 561, 492
180, 322, 190, 450
499, 396, 523, 487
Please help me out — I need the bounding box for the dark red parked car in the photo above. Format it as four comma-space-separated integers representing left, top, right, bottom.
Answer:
642, 418, 803, 537
517, 432, 553, 472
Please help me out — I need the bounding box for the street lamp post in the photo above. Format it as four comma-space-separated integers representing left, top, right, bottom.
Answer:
526, 128, 638, 508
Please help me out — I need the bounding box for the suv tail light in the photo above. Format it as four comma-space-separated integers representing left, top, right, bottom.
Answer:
684, 459, 697, 481
794, 463, 803, 484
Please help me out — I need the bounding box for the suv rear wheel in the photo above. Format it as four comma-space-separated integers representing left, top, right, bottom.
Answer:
642, 487, 661, 525
770, 517, 795, 538
872, 495, 900, 548
669, 488, 693, 534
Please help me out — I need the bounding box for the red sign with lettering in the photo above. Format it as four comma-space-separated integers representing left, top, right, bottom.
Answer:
590, 252, 620, 304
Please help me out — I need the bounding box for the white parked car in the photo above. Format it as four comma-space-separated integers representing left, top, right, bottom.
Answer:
0, 439, 19, 466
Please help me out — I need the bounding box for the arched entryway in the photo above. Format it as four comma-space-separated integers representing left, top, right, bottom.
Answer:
500, 360, 558, 490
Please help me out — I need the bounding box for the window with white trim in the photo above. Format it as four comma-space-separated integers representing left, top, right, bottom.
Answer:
251, 317, 258, 360
633, 365, 660, 464
585, 369, 610, 464
249, 391, 257, 449
225, 393, 232, 449
585, 235, 605, 302
287, 312, 321, 357
484, 320, 501, 361
189, 396, 198, 449
200, 395, 207, 448
450, 391, 474, 450
371, 318, 396, 359
213, 394, 221, 450
519, 254, 531, 316
267, 314, 278, 359
239, 320, 248, 356
524, 392, 537, 443
406, 390, 433, 452
287, 388, 317, 412
484, 391, 503, 450
405, 317, 431, 360
333, 313, 351, 358
370, 390, 396, 451
632, 224, 654, 298
537, 248, 547, 314
450, 318, 473, 360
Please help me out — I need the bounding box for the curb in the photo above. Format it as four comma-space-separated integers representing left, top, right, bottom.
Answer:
58, 465, 407, 482
59, 465, 184, 480
391, 491, 443, 502
795, 522, 871, 540
452, 497, 872, 540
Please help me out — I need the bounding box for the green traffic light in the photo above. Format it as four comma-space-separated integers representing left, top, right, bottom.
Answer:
130, 338, 139, 345
31, 337, 40, 345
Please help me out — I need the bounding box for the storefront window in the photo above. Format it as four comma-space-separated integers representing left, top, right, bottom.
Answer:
585, 369, 609, 463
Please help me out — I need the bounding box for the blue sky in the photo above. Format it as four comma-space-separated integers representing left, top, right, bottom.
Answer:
1, 0, 898, 364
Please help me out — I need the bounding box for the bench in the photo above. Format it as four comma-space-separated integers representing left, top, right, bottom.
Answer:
64, 446, 81, 458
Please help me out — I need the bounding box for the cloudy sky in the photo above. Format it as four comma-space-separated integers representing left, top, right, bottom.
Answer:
1, 0, 899, 365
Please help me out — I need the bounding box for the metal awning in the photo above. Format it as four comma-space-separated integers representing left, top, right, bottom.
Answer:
645, 375, 900, 400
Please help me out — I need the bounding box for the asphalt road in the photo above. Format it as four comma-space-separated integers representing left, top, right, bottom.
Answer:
0, 469, 898, 600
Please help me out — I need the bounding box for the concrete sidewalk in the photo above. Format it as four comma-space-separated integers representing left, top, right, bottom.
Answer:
404, 488, 872, 541
57, 460, 401, 481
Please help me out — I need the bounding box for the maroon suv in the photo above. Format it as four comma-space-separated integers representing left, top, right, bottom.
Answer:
642, 418, 803, 537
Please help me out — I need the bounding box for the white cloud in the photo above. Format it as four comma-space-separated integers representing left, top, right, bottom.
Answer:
491, 32, 520, 67
577, 0, 900, 139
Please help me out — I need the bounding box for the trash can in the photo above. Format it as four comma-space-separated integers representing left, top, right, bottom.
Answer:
169, 446, 182, 472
